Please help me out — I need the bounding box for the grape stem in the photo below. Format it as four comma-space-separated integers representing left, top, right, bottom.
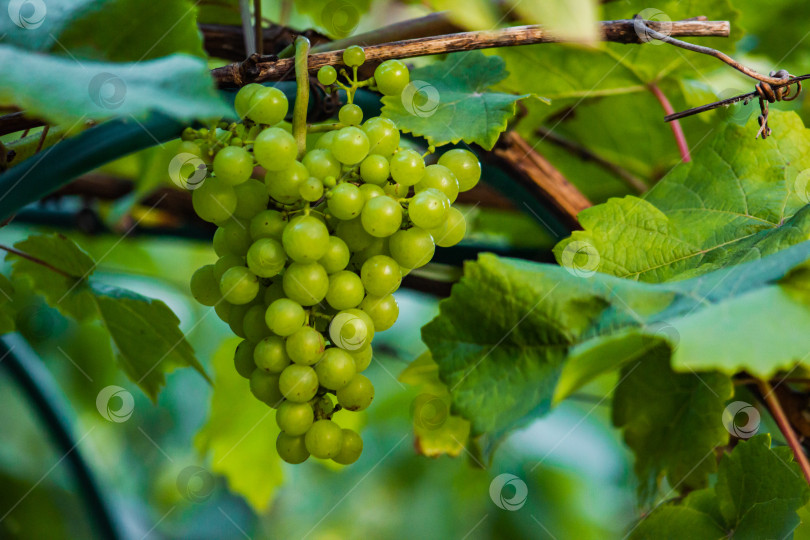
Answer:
292, 36, 310, 159
307, 123, 343, 133
756, 379, 810, 485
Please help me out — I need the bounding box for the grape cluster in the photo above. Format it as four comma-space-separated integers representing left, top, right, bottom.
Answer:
185, 46, 481, 465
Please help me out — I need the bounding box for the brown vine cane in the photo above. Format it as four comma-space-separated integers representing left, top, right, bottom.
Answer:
753, 70, 802, 139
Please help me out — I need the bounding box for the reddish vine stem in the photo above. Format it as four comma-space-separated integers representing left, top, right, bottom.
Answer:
0, 244, 72, 278
648, 84, 690, 162
757, 379, 810, 485
212, 19, 731, 86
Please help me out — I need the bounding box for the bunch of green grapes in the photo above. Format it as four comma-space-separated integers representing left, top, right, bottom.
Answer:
185, 46, 480, 466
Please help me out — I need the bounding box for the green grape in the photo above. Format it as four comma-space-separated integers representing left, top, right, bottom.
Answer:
438, 148, 481, 192
327, 183, 364, 220
233, 340, 256, 379
305, 420, 344, 459
315, 130, 337, 150
190, 264, 221, 306
335, 217, 373, 251
360, 255, 401, 296
389, 149, 425, 186
254, 127, 297, 171
359, 154, 390, 185
349, 346, 373, 372
243, 304, 272, 342
286, 326, 325, 365
220, 266, 260, 304
250, 370, 284, 407
317, 65, 338, 85
343, 45, 365, 67
233, 179, 269, 220
428, 206, 466, 247
213, 218, 251, 257
276, 401, 314, 436
254, 335, 291, 373
362, 117, 400, 156
409, 187, 449, 229
250, 209, 286, 241
325, 270, 365, 310
265, 160, 308, 204
383, 182, 408, 198
359, 294, 398, 331
414, 164, 459, 202
389, 227, 435, 269
213, 254, 243, 280
246, 238, 286, 278
360, 185, 384, 203
333, 429, 363, 465
177, 140, 203, 160
315, 348, 357, 390
282, 215, 330, 262
263, 280, 285, 304
331, 127, 369, 165
276, 432, 309, 464
234, 83, 263, 119
336, 374, 374, 411
279, 364, 319, 402
374, 59, 410, 96
351, 237, 388, 267
246, 86, 288, 125
213, 145, 253, 185
318, 236, 351, 273
360, 195, 402, 238
192, 180, 237, 225
283, 262, 329, 306
329, 309, 374, 351
228, 303, 250, 338
299, 177, 324, 202
301, 148, 341, 180
265, 298, 306, 336
323, 176, 337, 188
339, 104, 363, 126
214, 300, 231, 323
313, 394, 334, 417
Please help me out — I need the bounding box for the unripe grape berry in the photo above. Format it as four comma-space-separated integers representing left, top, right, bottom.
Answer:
276, 400, 315, 436
279, 364, 319, 402
362, 117, 400, 156
361, 195, 402, 238
250, 209, 286, 241
233, 179, 270, 220
254, 127, 297, 171
302, 148, 341, 180
318, 236, 351, 273
438, 148, 481, 192
243, 304, 272, 342
374, 59, 410, 96
250, 370, 284, 407
276, 432, 309, 464
335, 218, 374, 251
428, 206, 466, 247
282, 215, 330, 263
336, 374, 374, 411
342, 45, 365, 67
246, 86, 288, 125
360, 294, 399, 331
414, 164, 459, 202
389, 227, 435, 269
339, 104, 363, 126
316, 348, 357, 390
286, 326, 326, 365
266, 160, 308, 204
325, 270, 365, 310
283, 262, 329, 306
359, 183, 385, 201
409, 188, 450, 229
213, 253, 243, 281
360, 255, 402, 296
213, 146, 253, 185
190, 264, 221, 306
233, 340, 256, 379
213, 219, 251, 257
234, 83, 262, 119
265, 298, 306, 336
331, 127, 369, 165
327, 183, 364, 220
299, 177, 324, 202
360, 154, 390, 185
317, 65, 338, 85
192, 181, 237, 225
220, 266, 260, 304
254, 335, 291, 373
305, 419, 344, 459
246, 238, 286, 278
333, 429, 363, 465
316, 130, 337, 150
349, 346, 373, 372
389, 149, 425, 186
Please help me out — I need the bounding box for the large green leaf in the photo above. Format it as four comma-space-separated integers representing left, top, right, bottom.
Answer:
5, 234, 207, 400
381, 52, 530, 150
631, 435, 810, 539
613, 354, 732, 499
0, 46, 230, 126
554, 112, 810, 282
195, 339, 284, 511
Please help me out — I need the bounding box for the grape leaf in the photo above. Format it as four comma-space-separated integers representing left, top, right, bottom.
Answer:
399, 353, 471, 458
510, 0, 601, 44
0, 0, 205, 61
631, 435, 810, 539
195, 339, 284, 511
612, 353, 732, 499
380, 51, 531, 150
294, 0, 371, 38
554, 112, 810, 283
0, 274, 16, 334
5, 234, 207, 400
0, 46, 230, 126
